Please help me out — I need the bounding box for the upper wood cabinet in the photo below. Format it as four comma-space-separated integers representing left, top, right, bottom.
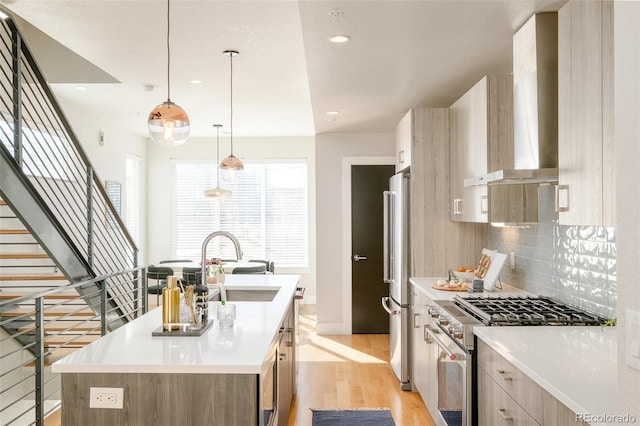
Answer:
449, 75, 515, 223
410, 108, 487, 276
395, 109, 412, 172
557, 0, 614, 226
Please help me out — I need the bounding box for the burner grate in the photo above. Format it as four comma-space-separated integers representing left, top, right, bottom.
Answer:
453, 295, 607, 326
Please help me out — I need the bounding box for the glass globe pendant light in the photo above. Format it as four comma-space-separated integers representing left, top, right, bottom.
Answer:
204, 124, 232, 198
147, 0, 190, 146
219, 50, 244, 172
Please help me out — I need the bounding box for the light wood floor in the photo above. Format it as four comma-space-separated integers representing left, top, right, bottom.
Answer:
45, 305, 434, 426
286, 306, 435, 426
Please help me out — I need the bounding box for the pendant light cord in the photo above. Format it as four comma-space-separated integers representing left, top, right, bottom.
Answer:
216, 126, 221, 185
229, 52, 234, 155
166, 0, 171, 102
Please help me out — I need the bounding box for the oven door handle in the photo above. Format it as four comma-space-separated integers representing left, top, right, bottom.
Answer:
381, 297, 400, 316
425, 327, 466, 361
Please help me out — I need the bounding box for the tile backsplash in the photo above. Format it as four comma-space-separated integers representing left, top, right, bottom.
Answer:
488, 185, 616, 319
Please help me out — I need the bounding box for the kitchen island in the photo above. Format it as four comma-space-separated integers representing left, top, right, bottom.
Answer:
52, 274, 300, 426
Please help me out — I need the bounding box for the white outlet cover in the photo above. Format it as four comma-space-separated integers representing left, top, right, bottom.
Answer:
89, 387, 124, 409
626, 309, 640, 372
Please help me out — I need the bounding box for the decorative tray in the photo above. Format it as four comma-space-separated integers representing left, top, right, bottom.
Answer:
152, 320, 213, 337
431, 282, 467, 292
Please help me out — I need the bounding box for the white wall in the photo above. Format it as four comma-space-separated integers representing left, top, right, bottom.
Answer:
58, 100, 148, 261
615, 1, 640, 419
315, 133, 395, 334
146, 136, 317, 302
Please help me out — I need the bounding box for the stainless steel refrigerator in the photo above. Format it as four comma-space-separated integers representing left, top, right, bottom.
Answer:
381, 171, 411, 390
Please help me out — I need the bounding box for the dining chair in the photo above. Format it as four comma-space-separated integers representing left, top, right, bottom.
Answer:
147, 265, 174, 305
232, 264, 267, 274
182, 267, 202, 285
249, 260, 275, 274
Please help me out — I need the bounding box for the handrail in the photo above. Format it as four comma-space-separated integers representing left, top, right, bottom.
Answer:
0, 13, 138, 275
4, 16, 137, 253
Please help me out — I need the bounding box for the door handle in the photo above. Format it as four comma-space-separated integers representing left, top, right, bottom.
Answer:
353, 254, 367, 261
381, 297, 400, 316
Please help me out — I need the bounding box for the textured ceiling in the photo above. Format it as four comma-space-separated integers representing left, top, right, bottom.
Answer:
0, 0, 566, 139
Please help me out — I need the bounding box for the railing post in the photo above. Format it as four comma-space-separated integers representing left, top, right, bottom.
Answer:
142, 268, 148, 314
133, 269, 139, 318
100, 279, 107, 336
11, 24, 23, 166
86, 166, 94, 268
34, 297, 45, 426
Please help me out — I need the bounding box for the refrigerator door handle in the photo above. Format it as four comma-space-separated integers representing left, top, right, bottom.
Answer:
381, 297, 400, 316
383, 190, 394, 284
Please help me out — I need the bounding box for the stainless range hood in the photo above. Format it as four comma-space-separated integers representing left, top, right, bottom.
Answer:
465, 12, 558, 187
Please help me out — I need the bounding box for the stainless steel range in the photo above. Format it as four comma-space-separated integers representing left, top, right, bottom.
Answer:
425, 295, 606, 426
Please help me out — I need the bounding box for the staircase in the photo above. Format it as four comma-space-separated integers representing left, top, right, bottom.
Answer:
0, 11, 144, 426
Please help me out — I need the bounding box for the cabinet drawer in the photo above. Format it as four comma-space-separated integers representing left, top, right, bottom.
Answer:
477, 340, 543, 423
478, 369, 539, 426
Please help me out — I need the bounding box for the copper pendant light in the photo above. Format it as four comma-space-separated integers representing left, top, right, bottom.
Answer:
204, 124, 232, 198
147, 0, 190, 146
219, 50, 244, 171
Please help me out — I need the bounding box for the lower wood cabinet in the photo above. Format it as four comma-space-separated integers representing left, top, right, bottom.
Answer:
477, 339, 581, 426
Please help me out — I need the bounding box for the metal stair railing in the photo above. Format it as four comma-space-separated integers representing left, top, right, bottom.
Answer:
0, 266, 147, 426
0, 13, 139, 310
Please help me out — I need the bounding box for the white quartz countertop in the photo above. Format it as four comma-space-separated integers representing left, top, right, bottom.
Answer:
409, 276, 528, 301
52, 274, 300, 375
474, 326, 617, 424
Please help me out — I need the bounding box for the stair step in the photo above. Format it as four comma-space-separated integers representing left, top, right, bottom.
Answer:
0, 275, 67, 281
17, 320, 102, 333
0, 253, 50, 259
0, 291, 79, 300
25, 347, 79, 367
44, 333, 101, 346
1, 306, 96, 318
0, 229, 30, 235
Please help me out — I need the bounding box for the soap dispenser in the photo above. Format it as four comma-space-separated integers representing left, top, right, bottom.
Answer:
162, 275, 180, 330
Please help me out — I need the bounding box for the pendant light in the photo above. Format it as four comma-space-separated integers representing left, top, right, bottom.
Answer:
219, 50, 244, 172
204, 125, 232, 198
147, 0, 190, 146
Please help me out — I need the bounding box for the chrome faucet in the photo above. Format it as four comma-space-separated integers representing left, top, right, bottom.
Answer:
200, 231, 243, 280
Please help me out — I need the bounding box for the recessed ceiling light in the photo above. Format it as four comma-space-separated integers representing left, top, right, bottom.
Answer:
75, 86, 87, 91
326, 111, 340, 115
328, 10, 343, 18
190, 79, 202, 84
329, 35, 351, 43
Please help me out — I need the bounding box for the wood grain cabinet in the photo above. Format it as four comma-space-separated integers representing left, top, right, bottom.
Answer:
449, 75, 516, 223
557, 0, 614, 226
477, 339, 581, 426
395, 109, 413, 172
409, 108, 486, 276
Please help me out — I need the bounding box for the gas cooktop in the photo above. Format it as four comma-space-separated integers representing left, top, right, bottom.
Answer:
453, 295, 607, 327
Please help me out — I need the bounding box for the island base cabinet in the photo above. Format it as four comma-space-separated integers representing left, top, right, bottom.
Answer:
61, 372, 259, 426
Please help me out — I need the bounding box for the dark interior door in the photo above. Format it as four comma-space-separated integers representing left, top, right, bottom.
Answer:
351, 164, 395, 334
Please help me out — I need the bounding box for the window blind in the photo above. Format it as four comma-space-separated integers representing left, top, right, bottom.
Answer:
171, 160, 308, 267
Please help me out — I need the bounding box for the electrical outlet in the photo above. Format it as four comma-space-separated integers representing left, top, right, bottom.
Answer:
89, 387, 123, 409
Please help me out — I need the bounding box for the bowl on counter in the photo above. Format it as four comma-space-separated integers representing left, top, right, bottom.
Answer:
453, 270, 476, 282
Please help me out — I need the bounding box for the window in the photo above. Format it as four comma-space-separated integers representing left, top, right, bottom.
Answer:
171, 160, 308, 268
125, 154, 144, 260
0, 119, 71, 180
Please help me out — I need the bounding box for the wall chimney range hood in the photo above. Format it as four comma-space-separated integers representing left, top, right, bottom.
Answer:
465, 12, 558, 187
